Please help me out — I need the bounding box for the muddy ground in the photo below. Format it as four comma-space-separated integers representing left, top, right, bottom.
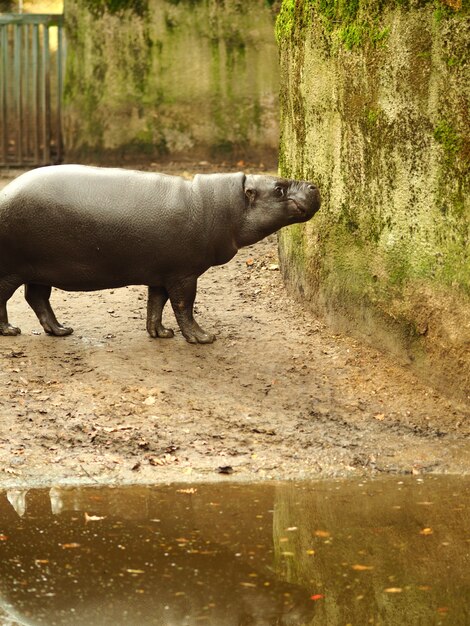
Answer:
0, 165, 469, 488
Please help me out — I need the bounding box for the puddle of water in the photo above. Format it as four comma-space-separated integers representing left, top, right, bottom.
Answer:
0, 477, 469, 625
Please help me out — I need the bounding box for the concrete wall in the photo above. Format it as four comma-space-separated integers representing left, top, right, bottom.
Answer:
277, 1, 469, 401
63, 0, 279, 163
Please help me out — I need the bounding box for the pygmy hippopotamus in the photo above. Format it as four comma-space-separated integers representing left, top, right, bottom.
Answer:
0, 165, 320, 343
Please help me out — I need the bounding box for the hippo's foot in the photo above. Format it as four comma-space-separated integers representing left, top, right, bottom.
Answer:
0, 322, 21, 336
182, 326, 216, 344
23, 285, 73, 338
167, 277, 216, 344
43, 322, 73, 337
147, 322, 174, 339
147, 287, 174, 339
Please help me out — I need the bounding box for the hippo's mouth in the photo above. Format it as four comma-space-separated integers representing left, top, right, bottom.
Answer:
288, 197, 309, 218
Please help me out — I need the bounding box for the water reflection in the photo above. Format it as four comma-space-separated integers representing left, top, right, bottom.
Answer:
0, 477, 469, 625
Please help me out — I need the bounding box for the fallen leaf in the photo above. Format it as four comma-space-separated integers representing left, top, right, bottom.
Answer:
60, 543, 81, 549
102, 426, 133, 433
176, 488, 197, 494
419, 528, 433, 536
384, 587, 403, 593
314, 530, 330, 538
126, 569, 145, 574
143, 396, 157, 406
374, 413, 385, 421
85, 513, 106, 522
352, 564, 374, 571
0, 534, 8, 541
310, 594, 324, 601
246, 258, 254, 266
149, 455, 178, 466
8, 350, 26, 358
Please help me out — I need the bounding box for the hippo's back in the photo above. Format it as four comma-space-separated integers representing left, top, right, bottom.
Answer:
0, 165, 194, 290
0, 164, 189, 226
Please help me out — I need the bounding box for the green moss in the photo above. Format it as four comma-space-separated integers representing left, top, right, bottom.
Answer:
370, 25, 390, 44
364, 107, 382, 125
275, 0, 305, 42
338, 24, 384, 49
433, 120, 464, 160
319, 227, 381, 306
316, 216, 469, 304
276, 0, 467, 49
82, 0, 149, 17
338, 23, 364, 48
433, 4, 456, 22
279, 223, 308, 275
289, 223, 307, 264
337, 201, 360, 233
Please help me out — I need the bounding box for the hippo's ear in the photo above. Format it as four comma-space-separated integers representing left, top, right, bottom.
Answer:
245, 187, 256, 203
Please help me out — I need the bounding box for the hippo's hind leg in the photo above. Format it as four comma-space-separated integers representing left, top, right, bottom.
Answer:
24, 284, 73, 336
166, 275, 215, 344
0, 276, 22, 336
146, 286, 174, 339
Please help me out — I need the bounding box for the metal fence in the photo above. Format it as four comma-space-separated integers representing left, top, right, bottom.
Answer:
0, 13, 65, 167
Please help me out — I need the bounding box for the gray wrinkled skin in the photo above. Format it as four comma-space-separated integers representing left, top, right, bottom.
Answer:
0, 165, 320, 343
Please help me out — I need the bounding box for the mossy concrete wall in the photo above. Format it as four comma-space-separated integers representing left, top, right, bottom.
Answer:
63, 0, 279, 163
277, 1, 469, 401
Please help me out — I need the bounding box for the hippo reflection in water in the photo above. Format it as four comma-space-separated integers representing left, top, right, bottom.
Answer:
0, 487, 316, 625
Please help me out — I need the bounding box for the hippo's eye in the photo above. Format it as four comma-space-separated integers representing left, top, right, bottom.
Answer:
274, 185, 286, 198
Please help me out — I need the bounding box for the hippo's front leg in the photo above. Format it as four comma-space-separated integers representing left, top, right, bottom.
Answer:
166, 275, 215, 344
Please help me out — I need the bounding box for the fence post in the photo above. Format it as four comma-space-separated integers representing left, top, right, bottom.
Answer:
1, 25, 9, 162
0, 13, 65, 167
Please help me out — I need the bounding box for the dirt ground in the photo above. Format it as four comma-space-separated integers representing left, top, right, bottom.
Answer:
0, 164, 469, 488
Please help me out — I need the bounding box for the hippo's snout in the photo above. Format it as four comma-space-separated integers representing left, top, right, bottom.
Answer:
288, 181, 321, 220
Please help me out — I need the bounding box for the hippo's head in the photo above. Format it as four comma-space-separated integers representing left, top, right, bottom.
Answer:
238, 174, 321, 247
